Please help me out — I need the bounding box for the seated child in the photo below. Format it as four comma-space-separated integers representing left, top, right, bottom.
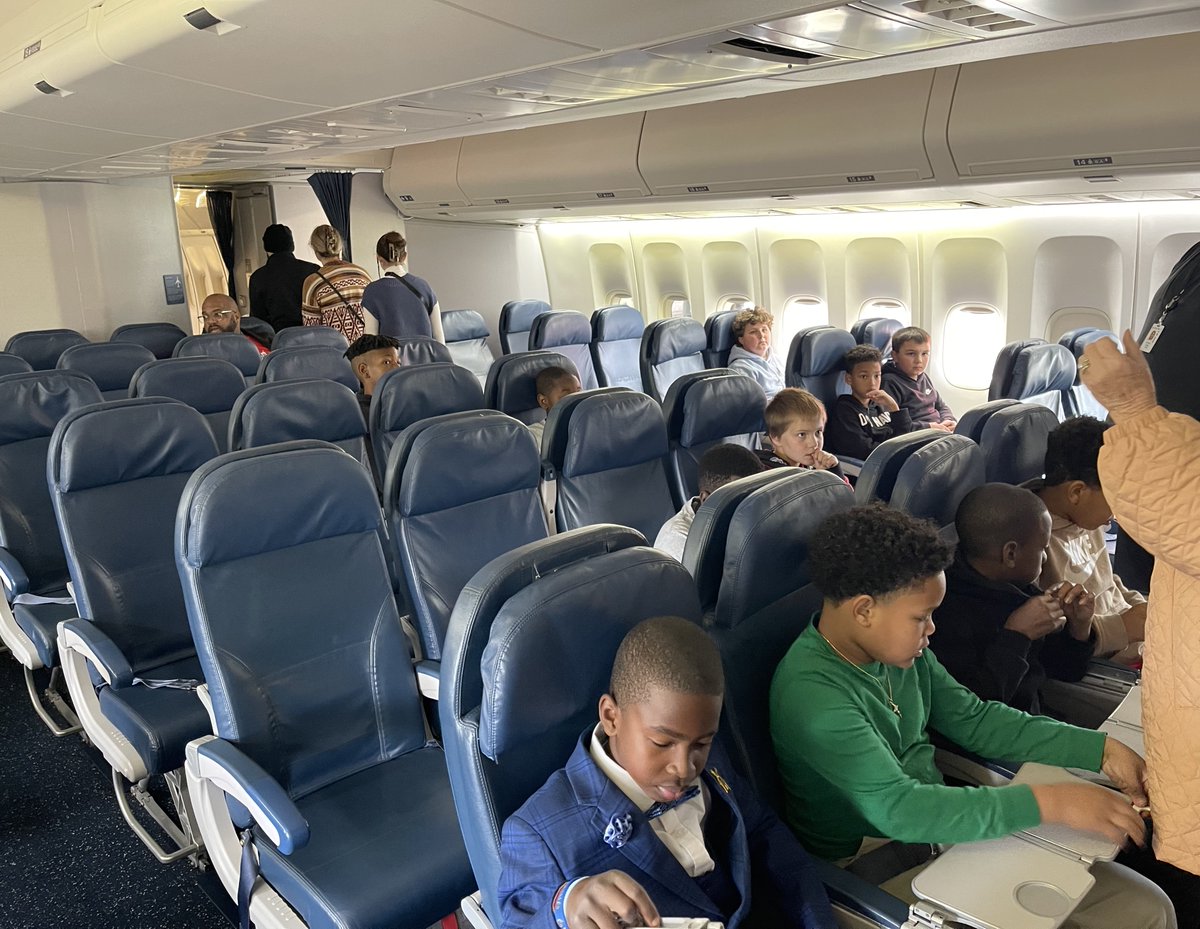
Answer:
654, 443, 764, 562
880, 327, 955, 431
345, 333, 401, 422
758, 388, 846, 481
825, 345, 912, 458
931, 483, 1096, 716
770, 504, 1173, 929
498, 615, 837, 929
1032, 416, 1146, 665
528, 366, 582, 446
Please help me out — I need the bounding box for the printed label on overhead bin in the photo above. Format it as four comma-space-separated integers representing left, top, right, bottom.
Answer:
1073, 156, 1114, 166
847, 175, 877, 183
687, 185, 710, 193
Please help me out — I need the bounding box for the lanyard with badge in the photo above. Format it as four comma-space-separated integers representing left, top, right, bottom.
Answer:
1143, 268, 1200, 353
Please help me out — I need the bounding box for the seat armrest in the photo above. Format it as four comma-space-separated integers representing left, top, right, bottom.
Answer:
811, 857, 909, 929
0, 547, 29, 599
416, 659, 440, 701
191, 736, 310, 854
836, 455, 864, 481
1085, 658, 1139, 688
59, 619, 134, 687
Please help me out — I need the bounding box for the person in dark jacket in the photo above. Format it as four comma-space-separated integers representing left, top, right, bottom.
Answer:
880, 326, 955, 431
931, 483, 1096, 715
248, 224, 319, 331
826, 345, 912, 459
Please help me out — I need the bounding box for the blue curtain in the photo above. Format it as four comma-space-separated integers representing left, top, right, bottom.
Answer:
206, 189, 236, 298
308, 172, 353, 261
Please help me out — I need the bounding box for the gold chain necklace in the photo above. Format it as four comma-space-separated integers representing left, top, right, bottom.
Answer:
817, 628, 902, 718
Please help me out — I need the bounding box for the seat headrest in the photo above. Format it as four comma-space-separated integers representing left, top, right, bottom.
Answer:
890, 434, 985, 528
56, 342, 156, 391
109, 322, 188, 359
979, 402, 1061, 484
0, 352, 33, 376
5, 329, 89, 370
174, 332, 262, 376
130, 358, 246, 414
442, 310, 490, 343
705, 311, 737, 352
796, 327, 856, 377
646, 318, 706, 363
853, 428, 945, 505
396, 336, 453, 366
0, 371, 103, 445
178, 441, 381, 567
665, 372, 766, 446
1068, 329, 1118, 355
259, 345, 358, 389
988, 338, 1045, 401
592, 306, 645, 342
270, 325, 348, 351
501, 300, 551, 334
231, 379, 365, 451
393, 412, 539, 517
857, 318, 903, 353
51, 397, 217, 493
551, 391, 667, 476
373, 363, 485, 437
531, 311, 590, 350
953, 399, 1019, 443
485, 351, 576, 420
1009, 342, 1076, 396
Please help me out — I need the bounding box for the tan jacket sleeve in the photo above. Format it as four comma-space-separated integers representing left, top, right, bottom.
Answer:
1099, 406, 1200, 580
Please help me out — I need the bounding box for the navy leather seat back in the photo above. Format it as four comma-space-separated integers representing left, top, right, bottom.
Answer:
271, 325, 348, 351
987, 338, 1046, 402
439, 527, 702, 916
129, 358, 246, 453
396, 336, 453, 367
785, 326, 856, 408
0, 352, 33, 376
1059, 328, 1117, 418
529, 311, 598, 390
442, 310, 495, 385
256, 345, 358, 390
590, 305, 644, 391
230, 379, 368, 467
0, 371, 103, 594
384, 411, 546, 662
995, 342, 1076, 419
978, 402, 1061, 484
173, 332, 262, 378
177, 442, 426, 795
371, 364, 485, 479
484, 350, 576, 425
110, 322, 188, 359
954, 399, 1020, 443
662, 370, 766, 509
850, 318, 903, 357
57, 342, 156, 400
499, 299, 550, 354
854, 429, 945, 506
545, 389, 675, 541
6, 329, 89, 370
50, 398, 217, 672
707, 471, 854, 800
889, 434, 986, 528
640, 318, 706, 402
704, 311, 738, 368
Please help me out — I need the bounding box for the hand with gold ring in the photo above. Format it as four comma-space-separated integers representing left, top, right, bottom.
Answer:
1077, 356, 1091, 373
1079, 331, 1158, 424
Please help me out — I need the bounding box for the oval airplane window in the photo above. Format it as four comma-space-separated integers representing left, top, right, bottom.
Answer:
778, 295, 828, 351
713, 295, 754, 317
858, 298, 910, 326
1044, 307, 1111, 343
943, 303, 1004, 391
608, 292, 636, 307
664, 296, 691, 319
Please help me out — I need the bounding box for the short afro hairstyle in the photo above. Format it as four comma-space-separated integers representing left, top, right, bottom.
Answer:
954, 483, 1049, 560
344, 333, 401, 362
809, 503, 953, 603
844, 344, 883, 372
697, 443, 763, 498
609, 616, 724, 706
891, 326, 931, 353
535, 365, 578, 398
1043, 416, 1110, 488
731, 307, 774, 340
764, 387, 825, 439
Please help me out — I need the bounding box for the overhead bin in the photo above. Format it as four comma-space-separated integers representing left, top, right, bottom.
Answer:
456, 112, 649, 207
946, 33, 1200, 179
637, 70, 937, 196
383, 139, 471, 212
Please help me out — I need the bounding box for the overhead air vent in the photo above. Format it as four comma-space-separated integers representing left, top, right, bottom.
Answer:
183, 7, 242, 36
717, 37, 825, 64
901, 1, 1031, 32
33, 80, 71, 97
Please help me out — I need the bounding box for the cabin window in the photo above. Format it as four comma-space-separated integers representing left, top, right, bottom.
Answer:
943, 303, 1004, 390
1044, 307, 1111, 343
664, 296, 691, 319
858, 298, 910, 326
608, 292, 636, 307
713, 296, 754, 317
778, 295, 828, 352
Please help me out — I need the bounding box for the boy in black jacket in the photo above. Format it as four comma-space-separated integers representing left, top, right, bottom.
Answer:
931, 483, 1096, 715
880, 327, 955, 431
826, 345, 912, 459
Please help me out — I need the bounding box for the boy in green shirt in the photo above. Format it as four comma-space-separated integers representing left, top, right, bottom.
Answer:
770, 504, 1175, 929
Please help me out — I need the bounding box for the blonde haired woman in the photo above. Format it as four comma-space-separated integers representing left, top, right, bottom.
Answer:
360, 231, 444, 342
300, 224, 371, 340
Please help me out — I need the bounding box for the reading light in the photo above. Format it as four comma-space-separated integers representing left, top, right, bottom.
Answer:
184, 8, 242, 36
34, 80, 71, 97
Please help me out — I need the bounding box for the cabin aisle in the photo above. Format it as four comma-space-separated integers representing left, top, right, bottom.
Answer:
0, 659, 234, 928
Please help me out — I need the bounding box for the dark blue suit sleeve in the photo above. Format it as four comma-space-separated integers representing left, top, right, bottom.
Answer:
498, 814, 569, 929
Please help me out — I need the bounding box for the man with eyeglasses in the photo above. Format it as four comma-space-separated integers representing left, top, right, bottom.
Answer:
200, 293, 269, 355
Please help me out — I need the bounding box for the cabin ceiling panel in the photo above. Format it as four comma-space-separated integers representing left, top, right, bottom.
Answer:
0, 112, 169, 157
1002, 0, 1200, 22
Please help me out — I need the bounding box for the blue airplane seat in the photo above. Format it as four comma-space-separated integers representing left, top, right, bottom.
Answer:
0, 370, 103, 734
484, 350, 576, 425
640, 318, 707, 402
954, 399, 1021, 443
986, 338, 1044, 401
784, 325, 856, 409
590, 305, 645, 390
383, 410, 546, 668
529, 310, 598, 390
978, 402, 1061, 484
229, 378, 368, 468
57, 341, 156, 400
854, 429, 946, 507
543, 388, 675, 542
661, 369, 766, 509
5, 328, 89, 370
1058, 328, 1117, 418
256, 344, 358, 390
271, 325, 348, 351
990, 341, 1076, 419
173, 332, 262, 380
850, 318, 904, 357
178, 441, 474, 929
438, 525, 701, 921
442, 310, 495, 385
129, 357, 246, 454
370, 363, 486, 484
704, 310, 738, 368
394, 336, 453, 367
0, 352, 33, 376
889, 434, 986, 528
499, 299, 550, 354
109, 322, 188, 359
50, 397, 218, 859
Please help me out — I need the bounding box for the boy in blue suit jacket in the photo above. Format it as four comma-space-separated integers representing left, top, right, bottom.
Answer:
498, 616, 836, 929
